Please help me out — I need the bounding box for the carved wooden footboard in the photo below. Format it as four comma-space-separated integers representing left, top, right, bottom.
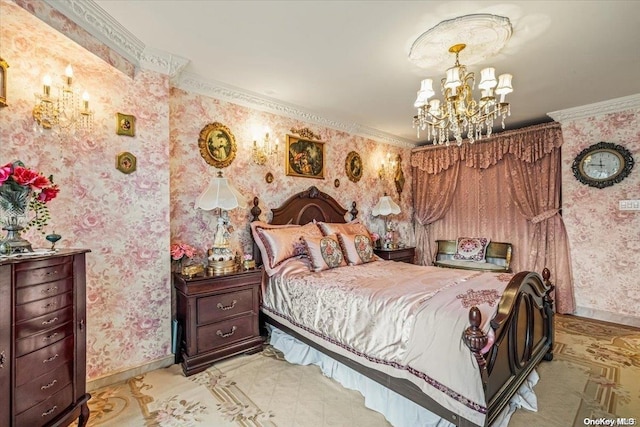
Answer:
464, 268, 554, 426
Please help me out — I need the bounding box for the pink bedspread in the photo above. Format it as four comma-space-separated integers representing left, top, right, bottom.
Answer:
262, 258, 515, 425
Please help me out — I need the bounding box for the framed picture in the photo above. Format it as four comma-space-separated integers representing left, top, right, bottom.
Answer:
345, 151, 363, 183
116, 151, 137, 174
285, 134, 325, 179
116, 113, 135, 136
0, 57, 8, 107
198, 122, 237, 168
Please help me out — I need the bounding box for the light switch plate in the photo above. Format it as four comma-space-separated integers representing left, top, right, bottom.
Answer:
619, 200, 640, 211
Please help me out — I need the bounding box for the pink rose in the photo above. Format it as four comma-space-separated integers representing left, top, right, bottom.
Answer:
0, 166, 11, 185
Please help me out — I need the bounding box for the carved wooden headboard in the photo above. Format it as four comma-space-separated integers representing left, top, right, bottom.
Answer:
250, 186, 358, 264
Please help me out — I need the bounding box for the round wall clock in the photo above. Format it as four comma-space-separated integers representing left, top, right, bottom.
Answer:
572, 142, 634, 189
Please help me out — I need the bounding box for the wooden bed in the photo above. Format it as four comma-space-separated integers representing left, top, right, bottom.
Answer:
250, 186, 554, 427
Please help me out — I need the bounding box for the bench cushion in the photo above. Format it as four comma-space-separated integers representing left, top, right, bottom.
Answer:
434, 259, 508, 272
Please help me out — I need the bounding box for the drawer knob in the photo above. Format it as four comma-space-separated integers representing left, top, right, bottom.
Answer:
41, 379, 58, 390
216, 300, 237, 311
44, 301, 58, 309
0, 351, 5, 368
42, 406, 58, 417
41, 285, 59, 294
42, 316, 59, 326
43, 353, 59, 363
216, 326, 237, 338
45, 270, 59, 276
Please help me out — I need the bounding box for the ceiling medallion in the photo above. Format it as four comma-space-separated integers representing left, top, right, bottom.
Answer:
409, 14, 512, 70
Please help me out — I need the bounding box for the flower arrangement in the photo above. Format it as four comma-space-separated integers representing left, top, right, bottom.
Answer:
0, 160, 59, 233
170, 243, 198, 261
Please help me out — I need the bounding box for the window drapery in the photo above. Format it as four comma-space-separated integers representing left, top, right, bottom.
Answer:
411, 122, 575, 313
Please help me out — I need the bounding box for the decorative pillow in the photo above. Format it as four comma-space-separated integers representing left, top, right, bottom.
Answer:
250, 221, 323, 275
317, 219, 371, 238
337, 233, 375, 265
302, 234, 347, 272
453, 237, 490, 262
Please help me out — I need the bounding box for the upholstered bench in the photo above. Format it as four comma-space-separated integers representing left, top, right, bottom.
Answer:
433, 239, 513, 272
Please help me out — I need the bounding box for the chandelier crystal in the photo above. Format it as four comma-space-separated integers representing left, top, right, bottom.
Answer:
412, 44, 513, 146
33, 65, 94, 136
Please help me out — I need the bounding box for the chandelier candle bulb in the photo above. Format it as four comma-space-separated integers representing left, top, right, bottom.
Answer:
42, 75, 51, 96
65, 64, 73, 85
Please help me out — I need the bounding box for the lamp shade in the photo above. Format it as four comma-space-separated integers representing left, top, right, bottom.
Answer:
195, 171, 246, 211
372, 195, 401, 217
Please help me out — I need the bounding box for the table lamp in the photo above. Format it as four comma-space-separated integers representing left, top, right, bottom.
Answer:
372, 193, 401, 249
195, 171, 246, 274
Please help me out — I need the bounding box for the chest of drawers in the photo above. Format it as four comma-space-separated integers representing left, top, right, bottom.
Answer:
174, 268, 264, 376
0, 250, 90, 427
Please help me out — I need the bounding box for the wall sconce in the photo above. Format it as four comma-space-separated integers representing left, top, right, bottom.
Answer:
0, 57, 8, 107
252, 130, 279, 165
33, 64, 94, 135
378, 152, 397, 180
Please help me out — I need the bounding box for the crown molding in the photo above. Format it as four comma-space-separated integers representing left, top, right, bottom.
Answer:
42, 0, 188, 77
547, 93, 640, 123
174, 73, 415, 148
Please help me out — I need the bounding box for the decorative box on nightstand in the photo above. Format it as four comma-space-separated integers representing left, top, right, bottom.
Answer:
173, 268, 264, 376
374, 246, 415, 264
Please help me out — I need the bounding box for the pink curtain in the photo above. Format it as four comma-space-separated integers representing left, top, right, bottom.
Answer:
411, 122, 575, 313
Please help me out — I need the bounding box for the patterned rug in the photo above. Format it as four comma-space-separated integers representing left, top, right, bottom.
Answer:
80, 315, 639, 426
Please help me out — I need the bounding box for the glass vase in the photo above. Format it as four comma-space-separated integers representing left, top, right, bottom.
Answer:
0, 214, 33, 255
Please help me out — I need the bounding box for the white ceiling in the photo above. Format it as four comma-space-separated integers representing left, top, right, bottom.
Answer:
87, 0, 640, 145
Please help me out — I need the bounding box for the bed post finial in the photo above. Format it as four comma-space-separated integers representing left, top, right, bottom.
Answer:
542, 267, 555, 361
350, 201, 358, 220
463, 306, 489, 383
251, 197, 261, 222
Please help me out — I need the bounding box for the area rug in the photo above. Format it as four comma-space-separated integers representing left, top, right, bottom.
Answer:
81, 315, 639, 426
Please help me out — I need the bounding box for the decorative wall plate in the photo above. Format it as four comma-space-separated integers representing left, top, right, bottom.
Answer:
198, 122, 237, 168
572, 142, 634, 189
116, 112, 135, 136
345, 151, 362, 183
116, 151, 137, 174
265, 172, 274, 183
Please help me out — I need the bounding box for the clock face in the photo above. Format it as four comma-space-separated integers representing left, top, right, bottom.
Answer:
580, 150, 622, 180
572, 142, 634, 189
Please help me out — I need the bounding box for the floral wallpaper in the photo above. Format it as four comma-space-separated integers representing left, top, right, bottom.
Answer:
560, 109, 640, 326
1, 0, 413, 382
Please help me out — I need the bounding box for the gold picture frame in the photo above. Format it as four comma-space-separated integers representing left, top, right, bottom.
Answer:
285, 134, 325, 179
0, 57, 8, 107
116, 112, 135, 136
198, 122, 237, 168
116, 151, 137, 174
345, 151, 363, 183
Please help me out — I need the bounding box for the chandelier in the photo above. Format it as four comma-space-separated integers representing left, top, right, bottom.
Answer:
412, 43, 513, 146
33, 65, 94, 136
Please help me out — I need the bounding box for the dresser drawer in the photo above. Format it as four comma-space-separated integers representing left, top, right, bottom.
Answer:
15, 383, 73, 427
15, 306, 74, 340
16, 277, 74, 305
197, 288, 254, 325
15, 361, 73, 415
15, 260, 73, 288
196, 314, 257, 353
15, 292, 73, 322
16, 335, 74, 386
16, 320, 74, 357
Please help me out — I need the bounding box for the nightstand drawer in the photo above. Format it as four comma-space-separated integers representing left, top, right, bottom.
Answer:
197, 288, 254, 324
196, 314, 257, 353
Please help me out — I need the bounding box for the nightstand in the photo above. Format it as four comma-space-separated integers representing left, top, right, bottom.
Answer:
173, 268, 264, 376
374, 246, 415, 264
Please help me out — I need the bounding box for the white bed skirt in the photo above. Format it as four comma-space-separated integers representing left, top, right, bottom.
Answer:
269, 326, 539, 427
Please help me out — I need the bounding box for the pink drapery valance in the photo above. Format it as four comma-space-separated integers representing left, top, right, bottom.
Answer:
411, 122, 563, 173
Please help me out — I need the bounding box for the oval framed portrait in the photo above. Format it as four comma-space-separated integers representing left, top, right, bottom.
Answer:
198, 122, 237, 168
345, 151, 363, 183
